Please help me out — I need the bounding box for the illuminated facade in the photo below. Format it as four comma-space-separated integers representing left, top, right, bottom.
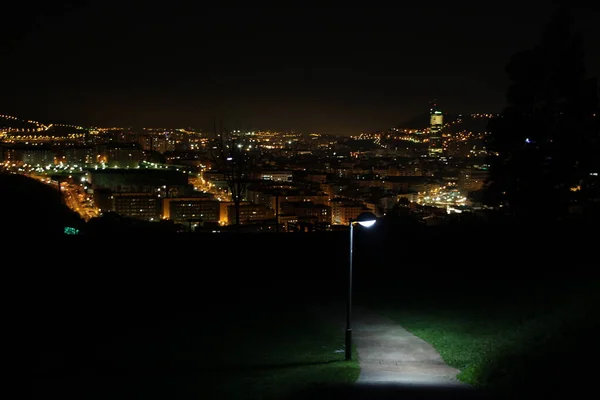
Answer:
227, 203, 274, 225
162, 198, 220, 224
330, 198, 369, 225
280, 201, 331, 224
429, 101, 444, 157
259, 171, 293, 182
110, 192, 161, 221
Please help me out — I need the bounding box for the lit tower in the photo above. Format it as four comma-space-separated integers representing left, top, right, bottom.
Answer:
428, 100, 443, 157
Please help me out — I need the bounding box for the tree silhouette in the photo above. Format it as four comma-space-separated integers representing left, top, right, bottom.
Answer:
484, 6, 600, 219
209, 120, 253, 232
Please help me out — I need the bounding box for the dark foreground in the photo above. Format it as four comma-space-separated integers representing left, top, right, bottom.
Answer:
286, 383, 492, 399
14, 227, 599, 399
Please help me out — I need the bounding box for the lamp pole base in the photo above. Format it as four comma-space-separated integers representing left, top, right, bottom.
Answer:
345, 328, 352, 361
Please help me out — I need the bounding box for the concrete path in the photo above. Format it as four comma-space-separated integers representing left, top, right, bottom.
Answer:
307, 301, 482, 395
351, 305, 465, 387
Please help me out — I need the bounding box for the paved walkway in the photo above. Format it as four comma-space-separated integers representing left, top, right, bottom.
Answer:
308, 301, 481, 393
351, 305, 465, 387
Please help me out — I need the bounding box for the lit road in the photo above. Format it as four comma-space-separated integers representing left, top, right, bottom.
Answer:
189, 176, 231, 202
60, 182, 100, 221
26, 173, 100, 221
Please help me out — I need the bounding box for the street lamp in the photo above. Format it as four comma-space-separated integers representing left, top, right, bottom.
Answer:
346, 211, 377, 361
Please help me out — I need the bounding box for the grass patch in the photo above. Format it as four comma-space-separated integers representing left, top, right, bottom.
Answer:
372, 305, 524, 385
364, 280, 600, 395
31, 303, 360, 399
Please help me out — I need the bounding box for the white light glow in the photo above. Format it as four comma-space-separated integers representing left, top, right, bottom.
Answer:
357, 220, 376, 228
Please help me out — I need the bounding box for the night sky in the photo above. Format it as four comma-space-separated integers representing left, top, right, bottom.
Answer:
2, 1, 599, 135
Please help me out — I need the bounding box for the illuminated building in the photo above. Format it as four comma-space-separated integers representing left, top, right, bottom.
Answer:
109, 192, 161, 221
61, 146, 95, 165
227, 203, 274, 225
280, 201, 331, 223
99, 143, 144, 168
1, 144, 56, 165
428, 101, 444, 157
89, 168, 189, 193
258, 170, 293, 182
330, 198, 369, 225
162, 198, 221, 224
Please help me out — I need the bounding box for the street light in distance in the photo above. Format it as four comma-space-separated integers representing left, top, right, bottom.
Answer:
346, 211, 377, 361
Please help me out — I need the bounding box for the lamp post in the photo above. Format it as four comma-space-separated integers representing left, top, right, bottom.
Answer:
346, 211, 377, 361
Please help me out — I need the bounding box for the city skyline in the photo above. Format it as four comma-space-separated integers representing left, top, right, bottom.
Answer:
6, 4, 600, 398
2, 2, 600, 135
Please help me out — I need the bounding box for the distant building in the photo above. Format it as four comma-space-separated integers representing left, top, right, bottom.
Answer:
2, 145, 55, 166
330, 198, 369, 225
354, 176, 438, 193
162, 198, 221, 225
61, 146, 95, 165
246, 186, 330, 214
258, 170, 293, 182
201, 170, 229, 191
320, 181, 348, 197
138, 134, 177, 153
227, 203, 274, 225
280, 201, 331, 224
109, 192, 161, 221
99, 143, 144, 168
304, 172, 327, 183
428, 101, 444, 157
459, 168, 489, 192
89, 168, 189, 194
